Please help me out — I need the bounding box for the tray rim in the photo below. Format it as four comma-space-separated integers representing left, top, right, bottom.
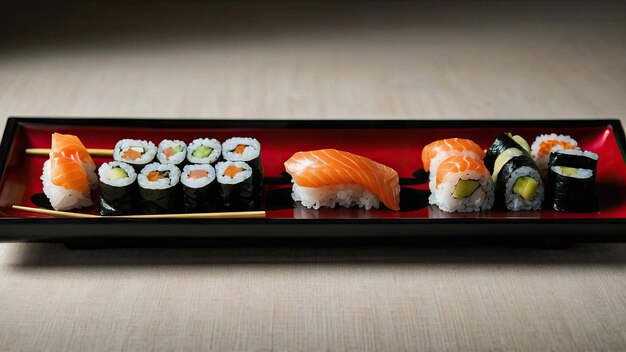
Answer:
1, 116, 625, 244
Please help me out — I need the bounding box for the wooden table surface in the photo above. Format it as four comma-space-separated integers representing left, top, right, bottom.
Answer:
1, 2, 625, 351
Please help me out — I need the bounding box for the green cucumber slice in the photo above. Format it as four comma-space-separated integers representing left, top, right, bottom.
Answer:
453, 180, 480, 199
108, 167, 128, 181
559, 166, 578, 176
192, 146, 213, 158
172, 145, 184, 153
513, 176, 539, 201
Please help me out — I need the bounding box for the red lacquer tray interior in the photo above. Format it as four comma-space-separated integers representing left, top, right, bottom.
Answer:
1, 119, 625, 220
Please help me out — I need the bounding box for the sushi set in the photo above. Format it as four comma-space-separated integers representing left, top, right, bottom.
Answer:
0, 117, 625, 246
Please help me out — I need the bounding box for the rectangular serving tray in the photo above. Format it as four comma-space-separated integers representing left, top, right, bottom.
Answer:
1, 117, 625, 247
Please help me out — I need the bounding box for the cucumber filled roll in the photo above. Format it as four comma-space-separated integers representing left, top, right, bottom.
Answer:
138, 163, 182, 214
157, 139, 187, 166
216, 161, 258, 211
181, 164, 217, 212
429, 155, 494, 212
187, 138, 221, 164
492, 148, 544, 211
98, 161, 137, 215
222, 137, 263, 190
547, 149, 599, 212
484, 133, 531, 172
113, 139, 157, 172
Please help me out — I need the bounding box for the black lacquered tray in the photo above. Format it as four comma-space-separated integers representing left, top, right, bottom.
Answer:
1, 117, 625, 247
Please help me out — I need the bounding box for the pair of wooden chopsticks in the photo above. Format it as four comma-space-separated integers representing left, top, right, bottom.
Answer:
12, 205, 265, 219
26, 148, 113, 157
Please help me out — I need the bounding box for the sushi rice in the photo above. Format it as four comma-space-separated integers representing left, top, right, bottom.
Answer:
98, 161, 137, 187
181, 164, 216, 188
503, 166, 544, 211
216, 161, 252, 184
138, 163, 181, 189
114, 139, 157, 166
429, 174, 494, 212
157, 139, 187, 165
187, 138, 222, 164
222, 137, 261, 162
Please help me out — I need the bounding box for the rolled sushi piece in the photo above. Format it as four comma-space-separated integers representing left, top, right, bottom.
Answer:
484, 133, 531, 172
137, 163, 182, 214
429, 155, 494, 212
547, 149, 599, 212
113, 139, 157, 172
51, 133, 99, 190
187, 138, 221, 164
491, 147, 544, 211
530, 133, 578, 176
41, 152, 93, 211
216, 161, 258, 211
98, 161, 137, 215
421, 138, 485, 192
157, 139, 187, 166
284, 149, 400, 210
181, 164, 217, 212
222, 137, 263, 189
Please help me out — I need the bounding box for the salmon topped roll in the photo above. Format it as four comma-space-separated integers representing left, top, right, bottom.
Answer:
284, 149, 400, 210
421, 138, 485, 192
51, 133, 98, 190
428, 155, 494, 212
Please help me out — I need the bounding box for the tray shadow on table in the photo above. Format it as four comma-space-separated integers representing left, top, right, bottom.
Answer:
7, 242, 626, 270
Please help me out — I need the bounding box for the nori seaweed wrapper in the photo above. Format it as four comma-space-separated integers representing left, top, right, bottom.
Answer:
183, 182, 218, 212
548, 169, 598, 212
485, 134, 532, 172
99, 181, 138, 216
247, 155, 264, 191
494, 155, 540, 207
219, 175, 259, 211
223, 154, 264, 191
139, 184, 182, 214
548, 150, 598, 179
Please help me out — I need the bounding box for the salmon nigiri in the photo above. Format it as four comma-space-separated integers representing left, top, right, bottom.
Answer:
41, 152, 93, 210
421, 138, 485, 172
51, 133, 98, 189
284, 149, 400, 210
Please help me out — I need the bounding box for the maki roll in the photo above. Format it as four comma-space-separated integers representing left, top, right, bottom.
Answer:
113, 139, 157, 172
157, 139, 187, 166
484, 133, 531, 172
181, 164, 217, 212
216, 161, 258, 211
547, 149, 599, 212
530, 133, 578, 176
421, 138, 485, 193
98, 161, 137, 215
222, 137, 263, 190
137, 163, 182, 214
187, 138, 221, 164
428, 155, 494, 212
487, 134, 544, 211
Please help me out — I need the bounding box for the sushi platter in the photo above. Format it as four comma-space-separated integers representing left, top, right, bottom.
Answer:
0, 117, 625, 246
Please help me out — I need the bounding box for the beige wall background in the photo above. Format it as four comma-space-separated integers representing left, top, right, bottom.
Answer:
1, 2, 625, 351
